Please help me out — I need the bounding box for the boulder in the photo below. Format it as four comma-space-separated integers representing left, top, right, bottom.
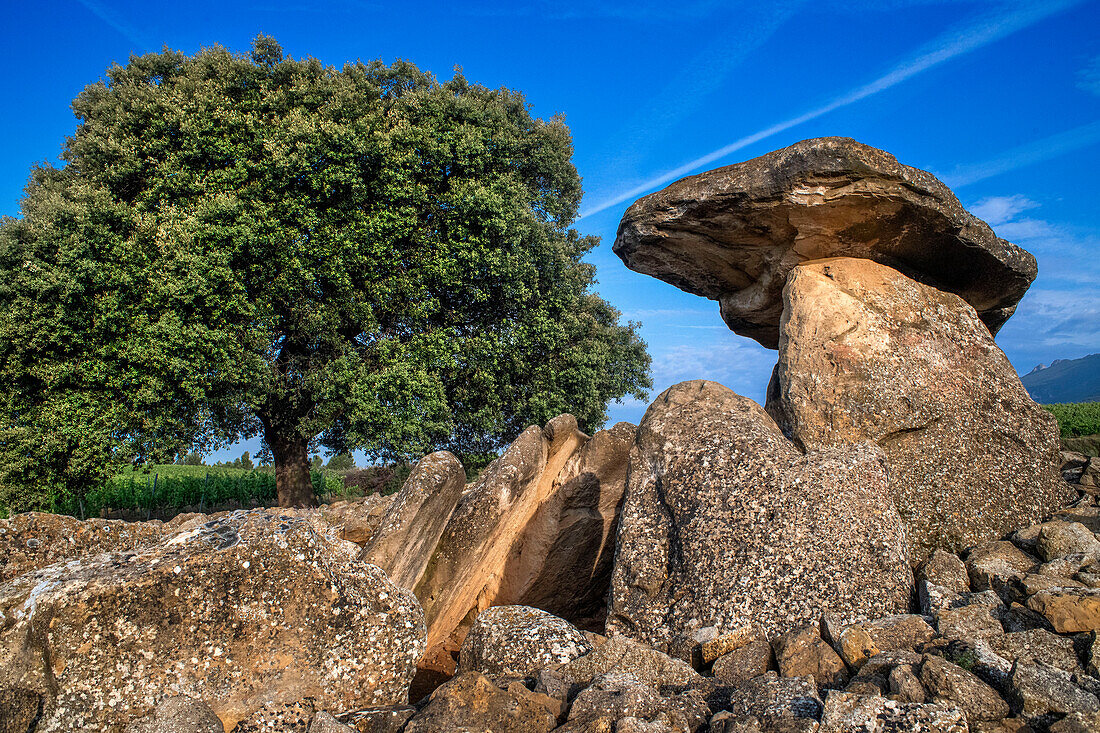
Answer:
819, 691, 968, 733
403, 672, 557, 733
557, 673, 709, 733
125, 697, 224, 733
771, 625, 848, 689
320, 492, 396, 545
513, 422, 635, 630
613, 137, 1036, 348
767, 257, 1069, 557
0, 511, 166, 582
358, 451, 466, 588
987, 630, 1081, 675
456, 606, 592, 681
0, 510, 425, 732
557, 635, 704, 690
413, 416, 632, 651
607, 380, 912, 658
920, 655, 1009, 721
700, 626, 762, 665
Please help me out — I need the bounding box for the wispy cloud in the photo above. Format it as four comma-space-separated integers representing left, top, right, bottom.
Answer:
941, 120, 1100, 188
579, 1, 1083, 220
1079, 54, 1100, 97
73, 0, 151, 51
970, 194, 1040, 226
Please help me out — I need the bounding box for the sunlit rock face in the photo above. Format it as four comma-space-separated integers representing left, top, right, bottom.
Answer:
613, 136, 1036, 348
606, 380, 913, 661
766, 257, 1070, 557
0, 510, 425, 732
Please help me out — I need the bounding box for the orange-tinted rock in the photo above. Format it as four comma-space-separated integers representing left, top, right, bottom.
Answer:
413, 416, 633, 652
320, 492, 396, 545
614, 137, 1036, 348
767, 258, 1069, 557
359, 452, 466, 589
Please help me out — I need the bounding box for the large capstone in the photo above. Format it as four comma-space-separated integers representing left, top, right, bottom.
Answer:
613, 137, 1036, 348
0, 510, 425, 732
766, 257, 1070, 557
606, 380, 913, 660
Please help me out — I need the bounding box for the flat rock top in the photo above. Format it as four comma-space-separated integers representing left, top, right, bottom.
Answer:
613, 137, 1037, 348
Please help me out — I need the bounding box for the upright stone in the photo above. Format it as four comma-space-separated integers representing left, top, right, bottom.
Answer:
767, 257, 1070, 557
607, 380, 912, 660
359, 451, 467, 589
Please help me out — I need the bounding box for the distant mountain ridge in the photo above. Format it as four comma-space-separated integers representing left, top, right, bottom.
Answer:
1021, 353, 1100, 404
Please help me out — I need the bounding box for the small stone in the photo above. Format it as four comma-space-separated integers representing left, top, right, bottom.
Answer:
919, 551, 970, 594
556, 635, 703, 690
700, 626, 761, 665
1035, 521, 1100, 562
936, 603, 1005, 641
888, 665, 928, 704
1027, 588, 1100, 633
772, 624, 849, 689
819, 691, 968, 733
403, 672, 557, 733
1008, 661, 1100, 719
726, 673, 822, 732
712, 640, 773, 687
968, 542, 1040, 600
307, 711, 357, 733
920, 654, 1010, 721
1050, 712, 1100, 733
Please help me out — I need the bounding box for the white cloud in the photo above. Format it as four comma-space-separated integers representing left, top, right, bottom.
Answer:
579, 0, 1084, 220
969, 194, 1040, 226
1079, 54, 1100, 97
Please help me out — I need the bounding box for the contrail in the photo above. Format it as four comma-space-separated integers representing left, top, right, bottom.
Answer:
73, 0, 151, 51
578, 1, 1084, 220
940, 119, 1100, 188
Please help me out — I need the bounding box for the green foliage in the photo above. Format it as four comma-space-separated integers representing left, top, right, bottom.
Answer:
0, 36, 650, 512
326, 452, 356, 471
1043, 402, 1100, 438
945, 649, 978, 672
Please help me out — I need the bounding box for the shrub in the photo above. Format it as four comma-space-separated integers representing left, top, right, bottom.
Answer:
1044, 402, 1100, 438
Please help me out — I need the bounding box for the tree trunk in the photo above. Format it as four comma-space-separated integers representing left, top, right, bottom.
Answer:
268, 431, 316, 508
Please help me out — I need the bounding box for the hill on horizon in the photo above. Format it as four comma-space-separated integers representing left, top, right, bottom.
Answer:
1020, 353, 1100, 405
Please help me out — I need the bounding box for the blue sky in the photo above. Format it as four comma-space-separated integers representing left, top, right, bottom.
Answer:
3, 0, 1098, 462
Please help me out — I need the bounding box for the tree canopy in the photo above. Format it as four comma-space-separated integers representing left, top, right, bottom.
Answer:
0, 37, 650, 510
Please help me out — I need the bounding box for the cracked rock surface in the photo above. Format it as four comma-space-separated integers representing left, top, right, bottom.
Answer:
606, 379, 912, 659
766, 257, 1069, 558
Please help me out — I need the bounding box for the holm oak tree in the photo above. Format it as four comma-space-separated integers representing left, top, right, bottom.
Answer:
0, 37, 650, 510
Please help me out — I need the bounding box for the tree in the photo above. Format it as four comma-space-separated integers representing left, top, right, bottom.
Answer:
0, 37, 650, 510
326, 452, 356, 471
239, 451, 254, 470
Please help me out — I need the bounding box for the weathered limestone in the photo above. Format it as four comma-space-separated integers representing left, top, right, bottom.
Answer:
0, 511, 167, 582
607, 380, 913, 660
358, 451, 466, 589
412, 415, 633, 652
614, 137, 1036, 348
0, 510, 425, 732
319, 492, 396, 545
767, 257, 1069, 557
456, 606, 592, 681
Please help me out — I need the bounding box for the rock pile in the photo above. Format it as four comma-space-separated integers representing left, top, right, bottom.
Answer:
1, 137, 1092, 731
614, 136, 1069, 559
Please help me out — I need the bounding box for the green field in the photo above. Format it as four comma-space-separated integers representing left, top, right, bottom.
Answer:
1043, 401, 1100, 439
41, 465, 348, 520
